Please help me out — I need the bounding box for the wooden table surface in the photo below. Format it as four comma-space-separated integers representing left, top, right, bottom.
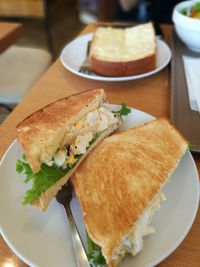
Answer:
0, 22, 23, 53
0, 24, 199, 267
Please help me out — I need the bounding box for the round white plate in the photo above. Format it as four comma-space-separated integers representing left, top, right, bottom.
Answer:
60, 33, 171, 82
0, 107, 199, 267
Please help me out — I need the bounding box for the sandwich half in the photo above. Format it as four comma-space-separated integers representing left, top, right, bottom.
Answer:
16, 89, 124, 211
89, 22, 156, 77
72, 118, 188, 267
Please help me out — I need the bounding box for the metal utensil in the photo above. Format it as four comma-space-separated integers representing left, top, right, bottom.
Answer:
79, 41, 95, 75
56, 183, 90, 267
79, 55, 93, 75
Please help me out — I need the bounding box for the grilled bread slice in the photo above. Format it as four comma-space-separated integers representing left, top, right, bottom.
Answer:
89, 22, 156, 77
17, 89, 106, 173
17, 89, 122, 211
72, 118, 188, 267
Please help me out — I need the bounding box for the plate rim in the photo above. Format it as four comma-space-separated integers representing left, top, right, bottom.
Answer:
60, 33, 172, 82
144, 150, 200, 267
0, 107, 199, 267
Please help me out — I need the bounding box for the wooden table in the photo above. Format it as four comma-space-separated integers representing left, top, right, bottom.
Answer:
0, 22, 23, 53
0, 24, 199, 267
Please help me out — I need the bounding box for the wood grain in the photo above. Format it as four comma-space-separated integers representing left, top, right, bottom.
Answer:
0, 24, 199, 267
0, 0, 44, 18
0, 22, 23, 53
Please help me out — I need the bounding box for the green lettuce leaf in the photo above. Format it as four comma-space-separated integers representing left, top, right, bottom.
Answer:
188, 143, 193, 150
113, 103, 131, 116
193, 3, 200, 12
181, 7, 187, 15
87, 233, 106, 267
16, 132, 100, 205
87, 233, 131, 267
16, 160, 72, 204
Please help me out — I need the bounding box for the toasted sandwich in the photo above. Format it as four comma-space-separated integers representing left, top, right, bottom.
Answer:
16, 89, 129, 211
89, 22, 156, 77
72, 118, 188, 267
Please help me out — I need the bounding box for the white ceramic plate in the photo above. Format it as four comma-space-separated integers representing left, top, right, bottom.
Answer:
0, 107, 199, 267
60, 33, 171, 82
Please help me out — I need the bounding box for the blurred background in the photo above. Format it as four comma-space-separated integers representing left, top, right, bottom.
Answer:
0, 0, 180, 123
0, 0, 119, 58
0, 0, 180, 58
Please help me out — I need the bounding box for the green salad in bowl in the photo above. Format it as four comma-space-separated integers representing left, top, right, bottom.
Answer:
172, 1, 200, 52
181, 2, 200, 18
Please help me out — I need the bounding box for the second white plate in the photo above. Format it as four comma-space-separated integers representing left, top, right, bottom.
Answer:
60, 33, 171, 82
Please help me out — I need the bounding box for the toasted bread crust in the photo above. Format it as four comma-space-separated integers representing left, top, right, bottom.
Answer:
72, 118, 188, 266
90, 53, 156, 77
17, 89, 105, 173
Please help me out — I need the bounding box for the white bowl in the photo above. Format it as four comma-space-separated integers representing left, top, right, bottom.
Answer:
172, 1, 200, 52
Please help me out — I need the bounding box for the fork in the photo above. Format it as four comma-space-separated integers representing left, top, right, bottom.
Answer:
78, 41, 96, 75
56, 183, 90, 267
79, 55, 93, 75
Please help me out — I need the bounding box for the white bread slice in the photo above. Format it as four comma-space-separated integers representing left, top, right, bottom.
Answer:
17, 89, 106, 173
89, 22, 156, 77
72, 118, 188, 267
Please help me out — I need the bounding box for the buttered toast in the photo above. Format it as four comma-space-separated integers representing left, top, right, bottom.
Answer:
89, 23, 156, 77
